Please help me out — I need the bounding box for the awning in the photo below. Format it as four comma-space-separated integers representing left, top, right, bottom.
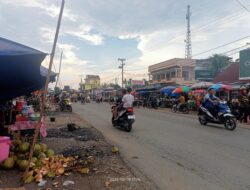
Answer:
0, 37, 56, 103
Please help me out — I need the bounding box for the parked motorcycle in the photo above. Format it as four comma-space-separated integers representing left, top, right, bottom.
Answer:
171, 100, 189, 114
60, 98, 72, 112
147, 97, 159, 109
111, 106, 135, 132
198, 101, 236, 130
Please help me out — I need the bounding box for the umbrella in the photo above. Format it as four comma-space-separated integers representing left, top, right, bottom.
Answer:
172, 86, 190, 94
208, 83, 231, 91
191, 82, 214, 89
192, 89, 206, 95
160, 86, 177, 95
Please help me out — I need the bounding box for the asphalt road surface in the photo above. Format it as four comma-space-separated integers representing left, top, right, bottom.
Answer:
73, 102, 250, 190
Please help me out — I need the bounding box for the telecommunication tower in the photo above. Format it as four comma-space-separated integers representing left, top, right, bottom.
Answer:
185, 5, 192, 59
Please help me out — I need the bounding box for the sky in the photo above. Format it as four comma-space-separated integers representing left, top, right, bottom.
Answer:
1, 0, 250, 89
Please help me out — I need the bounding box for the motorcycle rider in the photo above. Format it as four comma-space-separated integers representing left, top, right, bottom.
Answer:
204, 88, 221, 118
122, 87, 134, 108
112, 88, 127, 120
177, 93, 186, 109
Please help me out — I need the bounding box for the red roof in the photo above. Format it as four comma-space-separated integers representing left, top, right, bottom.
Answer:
213, 63, 240, 84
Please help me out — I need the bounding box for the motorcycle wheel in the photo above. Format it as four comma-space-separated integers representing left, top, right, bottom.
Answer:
182, 107, 189, 114
171, 106, 177, 113
126, 123, 132, 132
198, 115, 207, 125
111, 117, 116, 127
224, 117, 236, 131
68, 106, 72, 112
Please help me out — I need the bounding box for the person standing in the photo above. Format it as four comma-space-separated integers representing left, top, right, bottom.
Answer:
238, 86, 249, 123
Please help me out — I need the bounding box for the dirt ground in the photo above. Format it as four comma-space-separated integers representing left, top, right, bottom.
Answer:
0, 112, 145, 190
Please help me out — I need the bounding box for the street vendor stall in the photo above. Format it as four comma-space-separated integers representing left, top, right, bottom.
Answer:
0, 38, 56, 136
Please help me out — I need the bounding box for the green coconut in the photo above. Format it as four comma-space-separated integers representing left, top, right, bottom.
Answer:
2, 157, 15, 170
18, 160, 29, 171
34, 144, 41, 153
19, 142, 30, 153
45, 149, 55, 157
40, 143, 48, 153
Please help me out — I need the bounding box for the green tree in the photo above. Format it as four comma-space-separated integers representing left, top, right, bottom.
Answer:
209, 54, 230, 77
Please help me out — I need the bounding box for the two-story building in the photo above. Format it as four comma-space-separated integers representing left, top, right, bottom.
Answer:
148, 58, 196, 86
84, 75, 100, 91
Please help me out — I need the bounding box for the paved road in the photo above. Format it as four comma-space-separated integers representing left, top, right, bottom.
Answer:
73, 103, 250, 190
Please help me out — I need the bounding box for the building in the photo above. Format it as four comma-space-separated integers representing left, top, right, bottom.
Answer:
84, 75, 100, 91
148, 58, 196, 86
213, 62, 250, 84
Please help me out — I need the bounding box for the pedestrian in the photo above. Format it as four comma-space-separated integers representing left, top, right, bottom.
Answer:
237, 86, 249, 123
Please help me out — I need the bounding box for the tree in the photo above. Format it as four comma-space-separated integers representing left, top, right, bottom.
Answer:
209, 54, 230, 77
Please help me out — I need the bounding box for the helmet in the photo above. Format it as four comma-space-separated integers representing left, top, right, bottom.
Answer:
127, 87, 132, 93
121, 88, 127, 95
240, 85, 247, 90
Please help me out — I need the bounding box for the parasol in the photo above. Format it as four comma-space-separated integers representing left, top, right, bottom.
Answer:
208, 83, 232, 91
172, 86, 190, 94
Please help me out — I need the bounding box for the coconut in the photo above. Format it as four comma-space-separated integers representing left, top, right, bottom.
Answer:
45, 149, 55, 157
2, 157, 15, 170
19, 142, 30, 153
38, 152, 47, 159
31, 157, 38, 163
40, 143, 48, 153
18, 160, 29, 171
34, 144, 41, 155
10, 155, 18, 163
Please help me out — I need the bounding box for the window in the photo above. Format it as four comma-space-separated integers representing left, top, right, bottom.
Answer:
182, 71, 189, 81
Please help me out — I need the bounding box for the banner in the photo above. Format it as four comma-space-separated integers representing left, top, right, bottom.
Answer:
131, 80, 145, 86
240, 49, 250, 80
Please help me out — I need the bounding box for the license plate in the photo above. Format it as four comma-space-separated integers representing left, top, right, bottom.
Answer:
128, 115, 135, 119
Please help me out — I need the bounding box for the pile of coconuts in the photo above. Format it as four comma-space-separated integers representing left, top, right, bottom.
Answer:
1, 139, 54, 171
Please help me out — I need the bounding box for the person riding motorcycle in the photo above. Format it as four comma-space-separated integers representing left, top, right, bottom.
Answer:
204, 88, 221, 118
113, 88, 134, 120
177, 93, 186, 109
112, 88, 127, 120
122, 87, 134, 108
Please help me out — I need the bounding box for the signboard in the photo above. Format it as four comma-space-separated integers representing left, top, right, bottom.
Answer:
240, 49, 250, 80
195, 70, 212, 80
131, 80, 145, 86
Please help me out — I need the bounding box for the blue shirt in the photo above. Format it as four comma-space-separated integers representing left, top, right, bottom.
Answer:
204, 94, 217, 108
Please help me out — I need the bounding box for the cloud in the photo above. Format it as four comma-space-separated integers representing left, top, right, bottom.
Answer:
66, 25, 104, 45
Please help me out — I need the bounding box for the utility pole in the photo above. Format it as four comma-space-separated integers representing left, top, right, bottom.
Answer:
118, 58, 126, 88
24, 0, 65, 180
185, 4, 192, 59
55, 51, 63, 88
80, 74, 83, 92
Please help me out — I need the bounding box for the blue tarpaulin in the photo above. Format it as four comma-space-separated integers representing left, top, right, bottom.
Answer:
0, 37, 56, 103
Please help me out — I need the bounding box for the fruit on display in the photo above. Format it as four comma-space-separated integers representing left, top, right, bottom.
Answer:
34, 144, 41, 153
2, 157, 15, 170
40, 143, 48, 152
45, 149, 55, 157
19, 142, 30, 153
18, 159, 29, 171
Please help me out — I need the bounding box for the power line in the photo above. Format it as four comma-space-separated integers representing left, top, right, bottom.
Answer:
235, 0, 250, 12
193, 35, 250, 57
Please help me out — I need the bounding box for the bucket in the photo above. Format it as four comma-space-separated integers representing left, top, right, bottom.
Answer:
0, 136, 11, 163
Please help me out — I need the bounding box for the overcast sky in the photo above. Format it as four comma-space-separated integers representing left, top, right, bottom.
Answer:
1, 0, 250, 88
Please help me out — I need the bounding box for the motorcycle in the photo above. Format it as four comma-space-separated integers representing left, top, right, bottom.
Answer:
147, 97, 159, 109
171, 100, 189, 114
111, 105, 135, 132
198, 101, 236, 130
60, 98, 72, 112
